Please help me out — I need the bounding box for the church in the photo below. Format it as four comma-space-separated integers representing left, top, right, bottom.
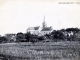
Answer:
27, 16, 53, 36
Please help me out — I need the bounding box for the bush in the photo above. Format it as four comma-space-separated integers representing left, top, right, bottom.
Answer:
0, 37, 8, 43
38, 36, 45, 41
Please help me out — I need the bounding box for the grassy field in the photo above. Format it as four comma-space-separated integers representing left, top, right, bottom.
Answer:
0, 41, 80, 60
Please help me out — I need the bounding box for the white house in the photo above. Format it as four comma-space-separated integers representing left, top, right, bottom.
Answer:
27, 26, 41, 35
39, 27, 53, 36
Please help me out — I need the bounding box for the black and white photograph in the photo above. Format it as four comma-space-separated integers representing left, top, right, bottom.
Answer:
0, 0, 80, 60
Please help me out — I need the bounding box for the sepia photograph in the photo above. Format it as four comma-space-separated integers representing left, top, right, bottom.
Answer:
0, 0, 80, 60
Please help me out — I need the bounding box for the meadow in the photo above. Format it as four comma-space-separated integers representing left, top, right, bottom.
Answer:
0, 41, 80, 60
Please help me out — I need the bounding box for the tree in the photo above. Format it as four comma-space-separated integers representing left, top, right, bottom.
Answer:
66, 28, 80, 41
37, 36, 45, 41
25, 32, 46, 42
51, 30, 65, 41
30, 35, 39, 42
60, 29, 66, 32
0, 36, 8, 43
44, 34, 51, 39
16, 32, 25, 42
25, 32, 32, 42
66, 28, 79, 34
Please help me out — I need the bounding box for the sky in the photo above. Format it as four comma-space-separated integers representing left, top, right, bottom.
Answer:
0, 0, 80, 35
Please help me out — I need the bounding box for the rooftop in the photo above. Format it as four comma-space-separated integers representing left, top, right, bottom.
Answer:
41, 27, 52, 31
27, 26, 40, 30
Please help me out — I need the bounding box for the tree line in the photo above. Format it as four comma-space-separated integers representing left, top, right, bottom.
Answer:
0, 28, 80, 43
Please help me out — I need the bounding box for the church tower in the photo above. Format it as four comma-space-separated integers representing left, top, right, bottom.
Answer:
42, 15, 47, 29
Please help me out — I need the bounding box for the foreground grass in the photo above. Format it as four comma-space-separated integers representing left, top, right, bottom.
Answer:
0, 41, 80, 60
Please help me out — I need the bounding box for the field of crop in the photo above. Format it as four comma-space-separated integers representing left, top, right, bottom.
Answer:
0, 41, 80, 60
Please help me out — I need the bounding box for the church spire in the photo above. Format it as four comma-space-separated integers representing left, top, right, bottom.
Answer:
43, 15, 45, 22
42, 15, 47, 29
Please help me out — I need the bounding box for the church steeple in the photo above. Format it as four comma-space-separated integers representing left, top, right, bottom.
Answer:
43, 15, 45, 22
42, 15, 47, 29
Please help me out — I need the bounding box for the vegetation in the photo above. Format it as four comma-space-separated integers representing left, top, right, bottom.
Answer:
0, 36, 8, 43
0, 42, 79, 60
0, 28, 80, 60
16, 32, 25, 42
0, 28, 80, 43
51, 30, 65, 40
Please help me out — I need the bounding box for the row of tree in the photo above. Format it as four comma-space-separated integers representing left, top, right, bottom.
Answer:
16, 32, 45, 42
16, 28, 80, 42
0, 28, 80, 43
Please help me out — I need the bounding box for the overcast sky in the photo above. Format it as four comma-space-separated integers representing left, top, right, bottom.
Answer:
0, 0, 80, 35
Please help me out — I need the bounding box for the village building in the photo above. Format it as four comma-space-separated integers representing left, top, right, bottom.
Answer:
27, 26, 41, 35
27, 16, 53, 36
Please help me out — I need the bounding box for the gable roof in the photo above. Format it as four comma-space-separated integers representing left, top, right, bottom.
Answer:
41, 27, 52, 31
27, 26, 40, 30
34, 26, 40, 30
27, 27, 34, 30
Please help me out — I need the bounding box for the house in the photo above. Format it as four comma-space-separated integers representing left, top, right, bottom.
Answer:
39, 27, 52, 36
27, 26, 41, 35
